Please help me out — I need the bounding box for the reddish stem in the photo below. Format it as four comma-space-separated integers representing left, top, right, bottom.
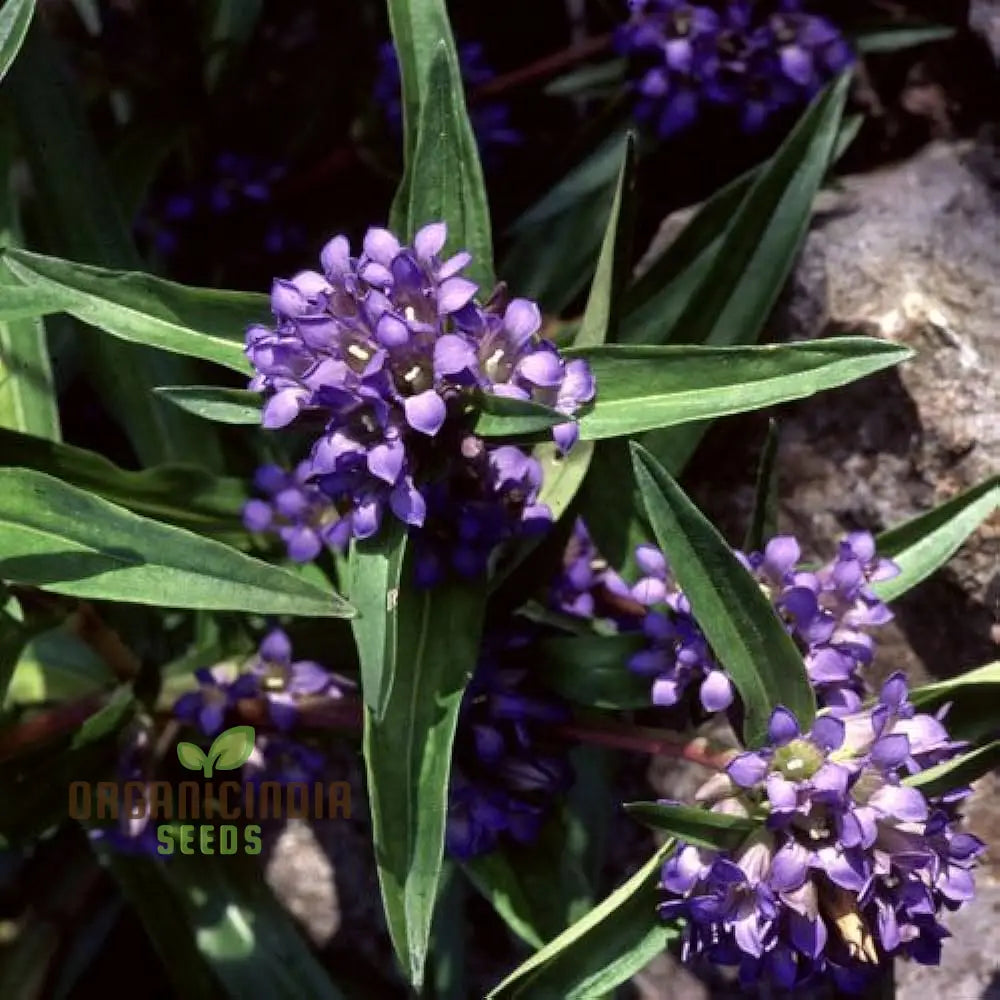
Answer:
555, 719, 735, 771
469, 34, 613, 102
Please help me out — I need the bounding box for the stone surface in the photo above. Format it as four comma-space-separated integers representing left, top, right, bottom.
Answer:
971, 0, 1000, 63
629, 134, 1000, 999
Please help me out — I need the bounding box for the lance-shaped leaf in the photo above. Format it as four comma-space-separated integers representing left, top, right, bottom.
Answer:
406, 42, 493, 289
624, 802, 757, 850
667, 73, 850, 349
4, 248, 260, 374
873, 476, 1000, 602
0, 115, 60, 441
364, 578, 486, 989
387, 7, 492, 288
472, 393, 566, 438
0, 280, 73, 320
0, 426, 246, 537
854, 24, 954, 53
540, 633, 651, 709
6, 26, 220, 467
101, 851, 347, 1000
744, 419, 780, 552
0, 0, 34, 85
905, 741, 1000, 800
487, 840, 677, 999
574, 133, 636, 348
570, 338, 912, 441
349, 519, 407, 719
155, 385, 262, 424
631, 442, 815, 745
0, 468, 352, 616
908, 662, 1000, 744
464, 807, 592, 951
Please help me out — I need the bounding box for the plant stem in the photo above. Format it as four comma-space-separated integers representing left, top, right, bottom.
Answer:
554, 718, 735, 770
469, 33, 613, 102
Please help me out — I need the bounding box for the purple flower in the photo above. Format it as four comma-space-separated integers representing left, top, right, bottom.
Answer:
246, 221, 593, 582
616, 0, 854, 137
243, 462, 344, 561
658, 677, 982, 988
172, 665, 259, 737
244, 628, 343, 731
375, 41, 521, 161
446, 628, 573, 859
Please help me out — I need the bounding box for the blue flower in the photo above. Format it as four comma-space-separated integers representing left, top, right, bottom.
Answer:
616, 0, 854, 137
657, 676, 982, 989
246, 221, 593, 580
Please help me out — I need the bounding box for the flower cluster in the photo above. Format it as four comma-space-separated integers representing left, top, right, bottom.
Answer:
739, 533, 899, 710
138, 152, 304, 259
375, 41, 521, 159
447, 629, 574, 859
615, 0, 854, 136
659, 677, 980, 989
245, 221, 593, 576
173, 629, 343, 735
243, 462, 339, 563
555, 528, 898, 715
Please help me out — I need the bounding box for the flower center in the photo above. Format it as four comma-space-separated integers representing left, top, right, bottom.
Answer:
773, 739, 824, 780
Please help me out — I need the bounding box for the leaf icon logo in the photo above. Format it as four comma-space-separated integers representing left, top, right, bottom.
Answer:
176, 725, 256, 777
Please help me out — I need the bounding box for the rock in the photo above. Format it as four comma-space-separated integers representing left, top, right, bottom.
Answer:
632, 135, 1000, 997
971, 0, 1000, 63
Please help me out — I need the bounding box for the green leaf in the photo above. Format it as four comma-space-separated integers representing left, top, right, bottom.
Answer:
473, 392, 566, 437
7, 25, 221, 467
665, 73, 850, 349
571, 338, 913, 441
155, 385, 262, 424
539, 633, 651, 709
0, 605, 29, 706
4, 248, 259, 373
0, 279, 73, 320
207, 724, 255, 772
621, 167, 756, 333
631, 443, 815, 745
404, 42, 493, 289
574, 133, 636, 348
854, 24, 955, 54
908, 663, 1000, 743
511, 128, 630, 232
0, 108, 60, 441
487, 840, 677, 999
0, 467, 352, 617
544, 59, 626, 98
0, 0, 34, 85
101, 851, 347, 1000
176, 741, 207, 772
349, 519, 407, 719
71, 685, 134, 749
3, 622, 113, 707
464, 809, 593, 950
364, 579, 486, 989
872, 476, 1000, 602
386, 2, 492, 288
623, 802, 756, 850
905, 741, 1000, 799
0, 426, 246, 537
744, 419, 780, 552
462, 852, 547, 950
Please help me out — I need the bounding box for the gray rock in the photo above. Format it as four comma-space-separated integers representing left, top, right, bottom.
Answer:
971, 0, 1000, 63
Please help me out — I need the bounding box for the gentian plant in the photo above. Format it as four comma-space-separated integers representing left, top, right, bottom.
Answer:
0, 1, 993, 998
